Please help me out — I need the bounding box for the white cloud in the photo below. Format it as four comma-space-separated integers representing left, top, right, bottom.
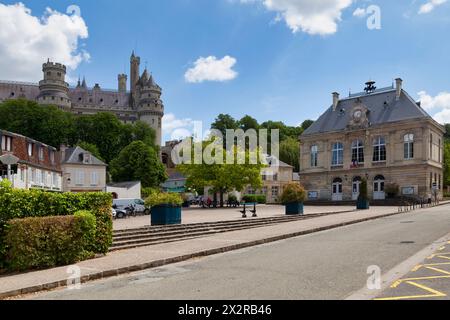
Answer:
418, 0, 447, 14
235, 0, 354, 35
185, 56, 238, 83
418, 91, 450, 124
162, 113, 196, 140
353, 7, 367, 18
0, 3, 89, 83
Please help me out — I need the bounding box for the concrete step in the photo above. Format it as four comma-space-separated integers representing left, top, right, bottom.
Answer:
110, 211, 353, 251
113, 216, 308, 241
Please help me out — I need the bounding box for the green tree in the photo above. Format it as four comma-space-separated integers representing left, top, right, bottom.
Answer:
0, 99, 73, 147
110, 141, 167, 188
301, 120, 314, 131
238, 115, 259, 131
280, 137, 300, 172
211, 114, 239, 138
444, 141, 450, 187
178, 141, 265, 207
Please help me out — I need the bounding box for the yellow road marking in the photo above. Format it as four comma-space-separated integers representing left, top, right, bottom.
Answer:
428, 252, 450, 259
411, 262, 450, 272
424, 266, 450, 275
437, 255, 450, 260
438, 246, 446, 251
376, 281, 447, 300
391, 275, 450, 288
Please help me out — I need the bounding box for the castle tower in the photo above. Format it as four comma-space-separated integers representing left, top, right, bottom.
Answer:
137, 70, 164, 146
118, 74, 127, 93
37, 60, 71, 110
130, 51, 140, 99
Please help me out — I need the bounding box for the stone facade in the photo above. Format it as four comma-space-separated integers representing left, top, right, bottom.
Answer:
60, 146, 107, 193
300, 79, 445, 202
0, 52, 164, 146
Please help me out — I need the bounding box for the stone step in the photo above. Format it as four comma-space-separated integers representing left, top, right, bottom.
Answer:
113, 216, 307, 240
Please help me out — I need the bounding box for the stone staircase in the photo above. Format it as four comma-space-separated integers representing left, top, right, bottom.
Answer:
111, 210, 352, 251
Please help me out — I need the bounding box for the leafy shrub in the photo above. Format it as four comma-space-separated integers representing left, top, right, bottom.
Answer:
74, 210, 97, 252
385, 183, 400, 198
280, 183, 306, 204
0, 181, 112, 267
228, 194, 238, 203
242, 194, 266, 204
145, 192, 183, 207
5, 214, 96, 271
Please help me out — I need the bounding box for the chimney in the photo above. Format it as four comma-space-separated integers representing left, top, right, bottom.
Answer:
395, 78, 403, 100
332, 92, 340, 111
60, 144, 67, 163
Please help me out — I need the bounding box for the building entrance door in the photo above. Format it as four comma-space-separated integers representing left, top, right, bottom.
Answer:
352, 177, 362, 200
332, 178, 343, 201
373, 175, 385, 200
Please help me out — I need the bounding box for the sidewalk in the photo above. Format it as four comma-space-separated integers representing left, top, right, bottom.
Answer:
113, 205, 356, 230
1, 203, 449, 299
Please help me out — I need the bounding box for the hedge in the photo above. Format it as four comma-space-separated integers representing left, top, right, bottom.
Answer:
5, 214, 96, 271
242, 194, 266, 204
0, 180, 113, 268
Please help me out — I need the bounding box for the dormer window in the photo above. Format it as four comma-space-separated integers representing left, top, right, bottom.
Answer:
39, 147, 45, 160
28, 142, 34, 157
1, 135, 12, 152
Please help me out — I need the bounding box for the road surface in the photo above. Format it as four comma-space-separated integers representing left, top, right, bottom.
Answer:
23, 205, 450, 300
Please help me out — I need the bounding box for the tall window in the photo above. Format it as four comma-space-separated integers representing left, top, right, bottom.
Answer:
76, 171, 85, 185
332, 142, 344, 166
351, 140, 365, 164
439, 139, 441, 163
91, 172, 99, 186
311, 145, 318, 167
404, 134, 414, 160
50, 150, 55, 164
373, 137, 386, 162
1, 135, 12, 151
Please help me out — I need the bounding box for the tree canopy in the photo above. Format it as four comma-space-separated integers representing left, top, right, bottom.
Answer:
110, 141, 167, 188
0, 99, 158, 164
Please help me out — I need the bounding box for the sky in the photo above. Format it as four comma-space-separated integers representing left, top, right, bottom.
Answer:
0, 0, 449, 143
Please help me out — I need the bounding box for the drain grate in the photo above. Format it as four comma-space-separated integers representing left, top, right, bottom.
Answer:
400, 241, 415, 244
400, 221, 415, 224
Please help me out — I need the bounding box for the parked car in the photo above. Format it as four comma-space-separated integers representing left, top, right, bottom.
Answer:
113, 198, 150, 215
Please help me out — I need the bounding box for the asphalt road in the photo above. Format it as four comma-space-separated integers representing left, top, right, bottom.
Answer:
25, 205, 450, 300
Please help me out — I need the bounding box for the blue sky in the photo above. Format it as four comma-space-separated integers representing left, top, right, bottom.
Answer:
0, 0, 449, 142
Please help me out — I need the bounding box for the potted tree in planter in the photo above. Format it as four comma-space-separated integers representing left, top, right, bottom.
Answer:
145, 192, 183, 225
357, 179, 370, 210
280, 183, 306, 215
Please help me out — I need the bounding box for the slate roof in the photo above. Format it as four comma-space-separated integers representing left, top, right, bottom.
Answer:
302, 87, 434, 136
63, 146, 106, 166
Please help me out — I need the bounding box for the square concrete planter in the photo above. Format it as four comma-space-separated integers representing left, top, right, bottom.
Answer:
151, 205, 182, 225
357, 199, 370, 210
285, 202, 304, 215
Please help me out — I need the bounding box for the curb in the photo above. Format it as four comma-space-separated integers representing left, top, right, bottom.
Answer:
2, 204, 448, 299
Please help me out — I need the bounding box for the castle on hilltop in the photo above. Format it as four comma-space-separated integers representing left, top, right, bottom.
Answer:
0, 51, 164, 146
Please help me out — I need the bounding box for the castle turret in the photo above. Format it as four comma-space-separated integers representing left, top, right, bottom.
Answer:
130, 51, 140, 98
118, 74, 127, 93
136, 71, 164, 146
37, 60, 71, 110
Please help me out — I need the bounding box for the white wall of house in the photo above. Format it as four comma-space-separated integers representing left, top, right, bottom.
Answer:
107, 182, 141, 199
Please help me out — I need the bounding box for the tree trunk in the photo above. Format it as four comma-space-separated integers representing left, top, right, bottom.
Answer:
220, 190, 224, 208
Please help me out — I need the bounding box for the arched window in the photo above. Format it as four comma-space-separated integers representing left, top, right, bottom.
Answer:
351, 140, 364, 164
404, 134, 414, 159
373, 136, 386, 162
311, 145, 318, 167
332, 142, 344, 166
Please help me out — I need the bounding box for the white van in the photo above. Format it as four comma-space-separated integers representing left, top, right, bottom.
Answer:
112, 198, 150, 215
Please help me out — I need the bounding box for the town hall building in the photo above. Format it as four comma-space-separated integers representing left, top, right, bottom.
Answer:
0, 51, 164, 146
300, 79, 445, 202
